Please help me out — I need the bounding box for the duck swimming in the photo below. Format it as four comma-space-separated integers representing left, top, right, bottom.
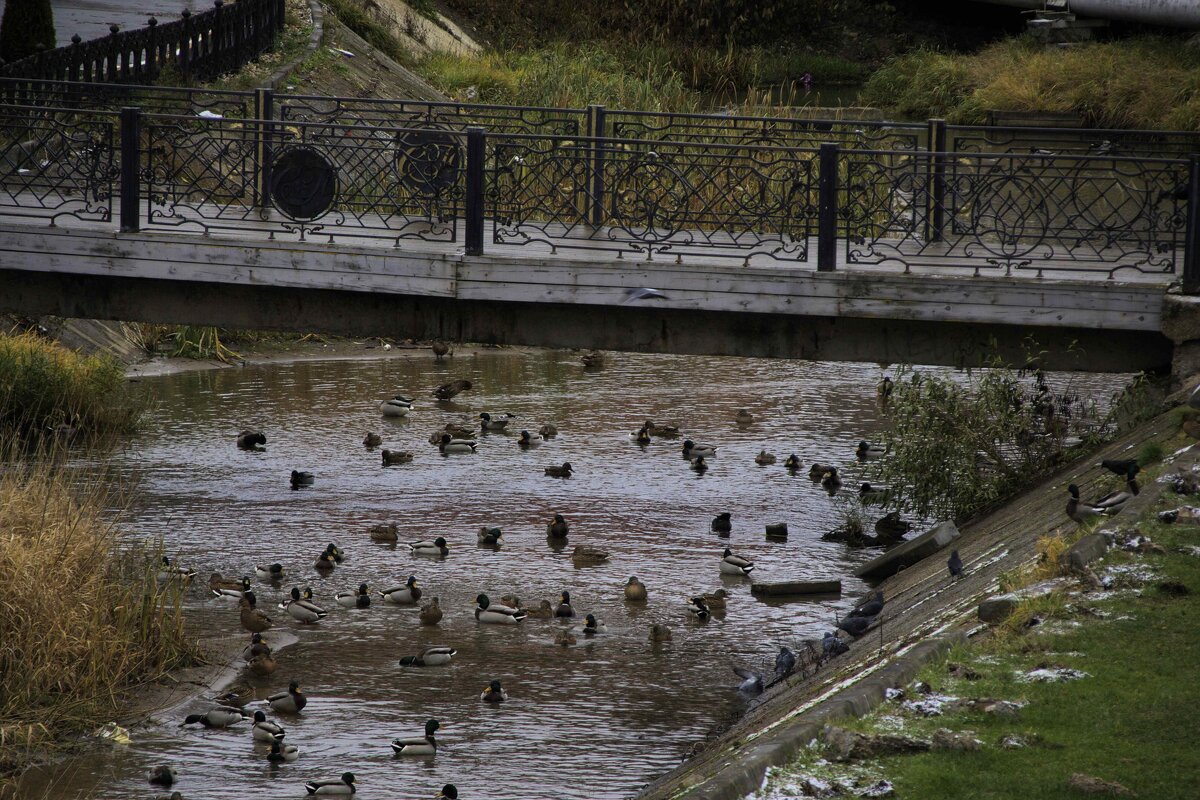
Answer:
546, 513, 569, 538
478, 526, 504, 545
363, 432, 382, 447
808, 462, 836, 480
210, 574, 251, 598
555, 591, 575, 618
755, 450, 776, 465
682, 440, 717, 459
237, 431, 266, 450
711, 512, 732, 533
267, 681, 307, 714
538, 423, 559, 438
518, 430, 544, 448
239, 592, 273, 633
624, 576, 648, 602
380, 575, 422, 604
369, 523, 399, 543
157, 556, 195, 584
183, 707, 248, 728
268, 740, 299, 763
784, 454, 802, 471
720, 548, 754, 576
820, 468, 843, 492
410, 537, 449, 557
583, 614, 607, 635
252, 710, 285, 742
644, 420, 681, 437
381, 449, 414, 466
335, 583, 371, 609
255, 563, 284, 582
304, 772, 355, 795
419, 596, 443, 625
281, 587, 327, 623
399, 647, 456, 667
481, 679, 508, 702
480, 412, 514, 431
391, 718, 440, 755
433, 379, 472, 400
545, 462, 573, 478
571, 545, 609, 566
289, 470, 314, 490
856, 440, 887, 459
379, 395, 414, 417
690, 455, 709, 473
475, 594, 527, 624
438, 434, 477, 454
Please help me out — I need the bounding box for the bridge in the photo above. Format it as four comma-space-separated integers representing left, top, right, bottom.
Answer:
2, 78, 1199, 372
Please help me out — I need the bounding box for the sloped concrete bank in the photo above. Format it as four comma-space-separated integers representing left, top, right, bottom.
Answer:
638, 402, 1185, 800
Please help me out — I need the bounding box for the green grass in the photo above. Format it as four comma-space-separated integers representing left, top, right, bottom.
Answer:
861, 35, 1200, 128
324, 0, 415, 67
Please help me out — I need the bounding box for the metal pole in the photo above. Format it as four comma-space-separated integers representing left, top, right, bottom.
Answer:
119, 107, 141, 233
927, 118, 947, 243
1184, 154, 1200, 295
817, 142, 839, 272
255, 87, 274, 209
589, 105, 606, 227
465, 126, 485, 256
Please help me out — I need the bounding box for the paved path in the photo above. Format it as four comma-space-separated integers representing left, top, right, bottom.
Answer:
0, 0, 200, 48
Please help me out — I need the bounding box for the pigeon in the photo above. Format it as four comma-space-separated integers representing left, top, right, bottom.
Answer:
822, 632, 849, 656
711, 512, 732, 533
621, 287, 668, 304
837, 615, 873, 637
852, 590, 884, 618
947, 549, 965, 579
774, 646, 796, 680
732, 666, 763, 694
1098, 459, 1139, 477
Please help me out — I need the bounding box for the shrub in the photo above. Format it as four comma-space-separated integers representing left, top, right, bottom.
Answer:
0, 0, 55, 63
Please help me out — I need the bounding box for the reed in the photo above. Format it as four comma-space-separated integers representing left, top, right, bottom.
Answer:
0, 444, 197, 765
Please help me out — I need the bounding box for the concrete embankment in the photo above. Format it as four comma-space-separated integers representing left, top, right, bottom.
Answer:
638, 398, 1184, 800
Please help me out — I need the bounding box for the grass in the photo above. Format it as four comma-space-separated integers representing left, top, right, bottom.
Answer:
0, 444, 198, 772
760, 431, 1200, 799
324, 0, 416, 68
0, 332, 139, 444
861, 35, 1200, 128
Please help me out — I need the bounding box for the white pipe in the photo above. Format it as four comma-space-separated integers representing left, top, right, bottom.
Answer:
978, 0, 1200, 27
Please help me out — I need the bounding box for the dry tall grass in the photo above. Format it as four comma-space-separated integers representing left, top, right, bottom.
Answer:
0, 449, 197, 767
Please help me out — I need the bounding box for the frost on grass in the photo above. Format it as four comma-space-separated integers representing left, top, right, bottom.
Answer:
1100, 563, 1159, 589
1017, 666, 1090, 683
900, 693, 960, 717
757, 745, 890, 799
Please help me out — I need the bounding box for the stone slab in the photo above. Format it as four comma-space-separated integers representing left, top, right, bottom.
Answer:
854, 521, 961, 580
751, 579, 842, 596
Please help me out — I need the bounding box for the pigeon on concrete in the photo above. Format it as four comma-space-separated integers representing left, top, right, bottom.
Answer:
774, 646, 797, 681
947, 549, 965, 579
732, 667, 764, 694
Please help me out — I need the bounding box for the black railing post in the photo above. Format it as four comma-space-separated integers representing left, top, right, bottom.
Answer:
926, 118, 947, 243
119, 106, 141, 232
465, 126, 485, 256
817, 142, 839, 272
255, 86, 274, 208
588, 104, 606, 227
1184, 154, 1200, 295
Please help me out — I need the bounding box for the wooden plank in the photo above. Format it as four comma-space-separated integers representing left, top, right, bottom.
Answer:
750, 580, 842, 596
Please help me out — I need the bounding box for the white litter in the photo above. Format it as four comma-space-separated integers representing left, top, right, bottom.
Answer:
1017, 667, 1090, 683
196, 110, 223, 119
901, 693, 959, 716
329, 47, 355, 57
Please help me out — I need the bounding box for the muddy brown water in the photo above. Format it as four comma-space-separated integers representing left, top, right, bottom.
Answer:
15, 350, 1116, 800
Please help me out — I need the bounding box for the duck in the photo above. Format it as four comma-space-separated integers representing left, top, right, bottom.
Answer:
399, 647, 456, 667
267, 681, 307, 714
431, 340, 450, 361
381, 449, 414, 465
436, 786, 459, 799
369, 523, 399, 543
183, 707, 248, 728
239, 593, 273, 633
419, 597, 443, 625
698, 588, 728, 610
391, 718, 440, 755
157, 556, 195, 584
379, 575, 422, 604
649, 623, 673, 642
336, 583, 371, 609
571, 545, 609, 566
313, 551, 336, 573
210, 574, 251, 598
546, 513, 569, 538
690, 455, 709, 473
379, 396, 414, 417
1092, 469, 1140, 515
325, 543, 346, 564
583, 613, 606, 635
255, 563, 285, 582
877, 376, 894, 409
784, 454, 802, 471
524, 599, 554, 618
480, 679, 508, 702
687, 597, 711, 620
555, 591, 575, 618
433, 379, 472, 400
874, 512, 911, 539
538, 423, 559, 438
545, 462, 574, 478
410, 537, 449, 557
280, 587, 326, 622
856, 440, 887, 459
362, 432, 382, 447
1066, 484, 1104, 523
148, 765, 177, 787
475, 594, 527, 624
518, 430, 544, 448
252, 710, 286, 742
304, 772, 355, 795
682, 440, 717, 459
633, 426, 652, 445
711, 512, 732, 533
248, 651, 279, 677
735, 409, 754, 425
214, 688, 251, 707
624, 576, 648, 602
820, 468, 843, 492
581, 350, 605, 368
720, 548, 754, 576
289, 470, 314, 490
859, 483, 893, 505
268, 740, 299, 763
438, 434, 478, 454
237, 431, 266, 450
755, 450, 776, 465
480, 412, 514, 431
644, 420, 680, 437
555, 630, 577, 646
808, 462, 836, 480
244, 632, 272, 660
445, 422, 477, 439
478, 526, 504, 545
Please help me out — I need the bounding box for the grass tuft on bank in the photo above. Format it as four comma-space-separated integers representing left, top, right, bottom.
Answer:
0, 448, 198, 767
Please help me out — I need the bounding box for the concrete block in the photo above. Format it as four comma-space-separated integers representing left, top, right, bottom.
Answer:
1059, 533, 1109, 572
854, 521, 960, 580
751, 579, 841, 596
977, 578, 1067, 623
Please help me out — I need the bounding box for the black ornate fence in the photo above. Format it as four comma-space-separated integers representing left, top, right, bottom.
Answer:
2, 101, 1200, 288
0, 0, 285, 84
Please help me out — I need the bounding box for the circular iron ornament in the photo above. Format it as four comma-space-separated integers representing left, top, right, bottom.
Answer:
394, 128, 461, 198
269, 147, 337, 221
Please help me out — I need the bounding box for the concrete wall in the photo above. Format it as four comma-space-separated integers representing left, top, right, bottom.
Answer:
979, 0, 1200, 26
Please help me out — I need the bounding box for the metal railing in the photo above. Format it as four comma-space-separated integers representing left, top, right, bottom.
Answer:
1, 104, 1198, 287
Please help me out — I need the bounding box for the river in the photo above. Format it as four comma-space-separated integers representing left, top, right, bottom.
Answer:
14, 348, 1117, 800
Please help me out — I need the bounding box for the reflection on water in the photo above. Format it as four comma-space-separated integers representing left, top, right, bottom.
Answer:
15, 350, 1112, 799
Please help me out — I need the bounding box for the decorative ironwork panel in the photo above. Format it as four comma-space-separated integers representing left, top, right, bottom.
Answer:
143, 114, 461, 244
845, 149, 1189, 277
0, 106, 117, 224
608, 109, 923, 151
948, 125, 1200, 159
490, 133, 815, 264
277, 96, 585, 137
0, 78, 254, 118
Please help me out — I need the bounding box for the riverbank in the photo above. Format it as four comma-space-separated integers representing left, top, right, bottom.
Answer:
638, 382, 1190, 799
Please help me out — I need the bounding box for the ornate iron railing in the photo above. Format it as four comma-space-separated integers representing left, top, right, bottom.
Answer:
276, 95, 586, 137
0, 105, 118, 224
946, 123, 1200, 159
0, 77, 255, 117
843, 148, 1190, 278
0, 0, 284, 84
